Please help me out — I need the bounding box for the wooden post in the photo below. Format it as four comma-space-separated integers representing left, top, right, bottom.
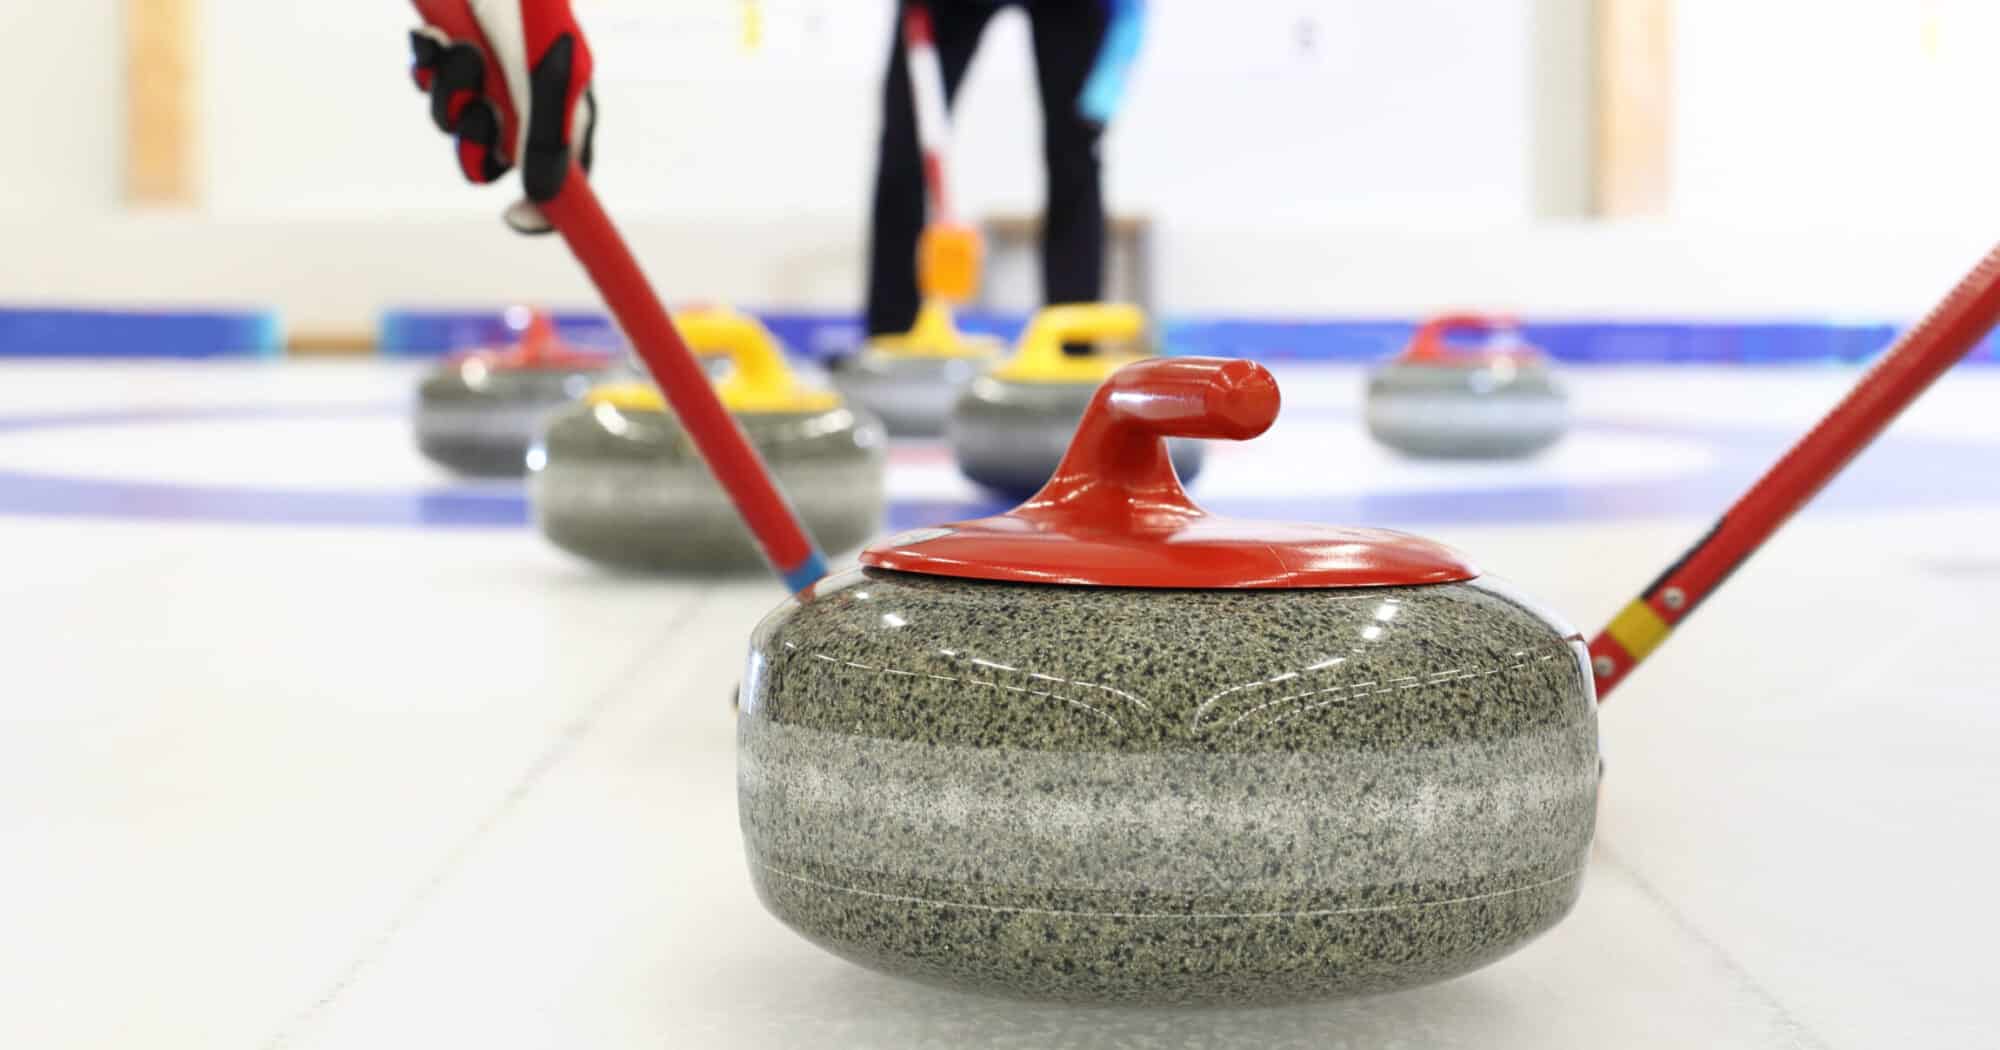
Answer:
126, 0, 198, 207
1595, 0, 1672, 216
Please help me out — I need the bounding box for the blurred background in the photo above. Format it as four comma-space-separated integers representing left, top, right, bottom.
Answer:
5, 5, 2000, 1049
8, 0, 2000, 342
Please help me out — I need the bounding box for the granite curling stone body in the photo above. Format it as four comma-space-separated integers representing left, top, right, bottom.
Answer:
531, 308, 885, 571
1366, 313, 1569, 459
949, 303, 1204, 497
414, 311, 613, 477
739, 358, 1600, 1005
832, 300, 1001, 437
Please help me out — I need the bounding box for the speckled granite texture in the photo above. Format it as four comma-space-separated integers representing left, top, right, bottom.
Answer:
1364, 359, 1569, 460
832, 354, 992, 437
531, 401, 886, 571
415, 364, 606, 477
738, 566, 1599, 1004
949, 376, 1206, 496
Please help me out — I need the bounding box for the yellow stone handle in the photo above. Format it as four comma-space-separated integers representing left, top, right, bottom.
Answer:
668, 307, 835, 412
672, 306, 786, 394
590, 307, 836, 413
1012, 303, 1148, 373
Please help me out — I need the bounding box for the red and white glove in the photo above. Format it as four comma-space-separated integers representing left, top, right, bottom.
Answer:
408, 0, 597, 233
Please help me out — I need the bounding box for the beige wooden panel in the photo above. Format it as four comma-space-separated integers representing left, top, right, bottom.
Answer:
126, 0, 197, 207
1596, 0, 1672, 216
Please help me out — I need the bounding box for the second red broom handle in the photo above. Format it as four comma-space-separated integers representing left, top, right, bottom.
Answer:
1592, 244, 2000, 698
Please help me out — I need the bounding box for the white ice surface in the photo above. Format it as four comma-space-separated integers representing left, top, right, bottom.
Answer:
0, 360, 1995, 1049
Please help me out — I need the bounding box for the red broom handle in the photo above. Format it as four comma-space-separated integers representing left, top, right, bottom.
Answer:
406, 0, 827, 589
903, 3, 955, 223
1591, 244, 2000, 699
538, 167, 829, 593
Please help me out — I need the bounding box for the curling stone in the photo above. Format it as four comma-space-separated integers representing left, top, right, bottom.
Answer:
414, 310, 613, 477
739, 357, 1598, 1005
531, 307, 886, 572
832, 300, 1002, 437
949, 303, 1203, 496
1365, 313, 1569, 459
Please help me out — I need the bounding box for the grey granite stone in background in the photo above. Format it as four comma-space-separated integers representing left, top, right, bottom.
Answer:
532, 402, 886, 572
832, 353, 993, 437
949, 375, 1206, 497
415, 363, 606, 477
738, 566, 1599, 1005
1365, 358, 1569, 459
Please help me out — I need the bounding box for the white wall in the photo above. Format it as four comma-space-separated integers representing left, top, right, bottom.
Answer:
1674, 0, 2000, 228
10, 1, 1997, 330
195, 0, 1541, 224
5, 0, 1573, 325
0, 0, 122, 216
1530, 0, 1596, 218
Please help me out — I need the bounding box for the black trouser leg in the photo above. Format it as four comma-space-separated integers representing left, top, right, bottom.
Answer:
1026, 0, 1112, 316
864, 2, 995, 337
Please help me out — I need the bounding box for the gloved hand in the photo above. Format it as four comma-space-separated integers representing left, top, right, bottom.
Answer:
407, 0, 598, 233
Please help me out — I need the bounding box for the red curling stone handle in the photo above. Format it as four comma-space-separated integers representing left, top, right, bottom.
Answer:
1408, 312, 1520, 362
518, 309, 557, 362
1030, 357, 1278, 521
863, 355, 1478, 589
1097, 356, 1280, 440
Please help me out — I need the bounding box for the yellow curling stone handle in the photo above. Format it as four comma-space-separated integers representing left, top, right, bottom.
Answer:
588, 306, 838, 414
993, 302, 1151, 383
866, 300, 1003, 360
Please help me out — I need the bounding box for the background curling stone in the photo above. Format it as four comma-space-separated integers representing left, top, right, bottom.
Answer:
414, 309, 613, 477
832, 300, 1001, 437
739, 357, 1598, 1005
948, 302, 1202, 497
1365, 312, 1569, 459
531, 307, 885, 572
